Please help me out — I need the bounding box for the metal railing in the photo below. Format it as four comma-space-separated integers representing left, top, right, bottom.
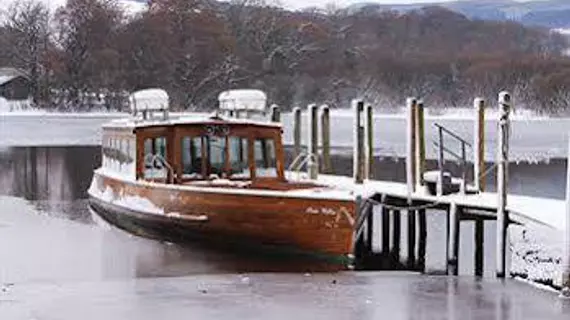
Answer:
287, 152, 318, 181
433, 123, 471, 195
143, 153, 175, 184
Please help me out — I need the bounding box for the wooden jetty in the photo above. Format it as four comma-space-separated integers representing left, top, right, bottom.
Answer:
288, 92, 570, 297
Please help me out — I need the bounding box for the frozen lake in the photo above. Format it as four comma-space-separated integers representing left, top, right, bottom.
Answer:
1, 113, 570, 318
0, 147, 569, 319
2, 111, 570, 162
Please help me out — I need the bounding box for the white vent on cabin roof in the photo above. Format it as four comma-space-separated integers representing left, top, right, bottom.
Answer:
218, 89, 267, 118
129, 88, 169, 120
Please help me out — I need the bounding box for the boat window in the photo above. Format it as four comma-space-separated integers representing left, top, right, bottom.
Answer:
207, 136, 226, 178
254, 138, 277, 178
228, 137, 249, 178
181, 136, 203, 178
154, 137, 167, 159
144, 137, 168, 179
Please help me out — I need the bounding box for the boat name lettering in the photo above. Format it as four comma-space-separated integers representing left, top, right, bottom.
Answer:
305, 207, 337, 216
205, 125, 230, 136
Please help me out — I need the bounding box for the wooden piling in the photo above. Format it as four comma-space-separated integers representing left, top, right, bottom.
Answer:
415, 101, 426, 190
447, 202, 460, 276
293, 107, 301, 159
496, 91, 511, 278
391, 209, 401, 264
407, 208, 417, 270
366, 202, 375, 254
364, 104, 374, 180
382, 205, 391, 268
417, 208, 427, 272
353, 100, 365, 184
307, 104, 319, 180
320, 105, 332, 174
353, 195, 365, 269
474, 219, 484, 277
561, 133, 570, 298
270, 104, 280, 122
474, 98, 486, 192
406, 98, 417, 198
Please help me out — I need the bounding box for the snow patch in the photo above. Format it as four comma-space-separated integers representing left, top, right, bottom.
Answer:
510, 224, 565, 288
89, 184, 164, 215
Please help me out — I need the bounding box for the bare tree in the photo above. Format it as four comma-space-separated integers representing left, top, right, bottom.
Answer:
2, 0, 51, 104
54, 0, 123, 109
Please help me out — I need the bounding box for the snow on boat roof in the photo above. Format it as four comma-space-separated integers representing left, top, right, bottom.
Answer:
129, 88, 169, 112
101, 113, 282, 130
218, 89, 266, 112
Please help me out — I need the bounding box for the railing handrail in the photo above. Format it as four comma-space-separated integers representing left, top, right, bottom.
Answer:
144, 153, 175, 184
287, 152, 318, 180
433, 123, 472, 148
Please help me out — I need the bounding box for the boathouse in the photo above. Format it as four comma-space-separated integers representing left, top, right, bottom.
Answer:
0, 67, 31, 101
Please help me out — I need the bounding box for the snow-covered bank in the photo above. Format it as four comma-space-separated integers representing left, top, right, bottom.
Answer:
510, 224, 566, 289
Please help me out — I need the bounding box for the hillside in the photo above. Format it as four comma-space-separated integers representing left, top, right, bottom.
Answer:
348, 0, 570, 29
1, 0, 570, 114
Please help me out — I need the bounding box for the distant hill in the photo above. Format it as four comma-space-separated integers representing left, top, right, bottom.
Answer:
347, 0, 570, 29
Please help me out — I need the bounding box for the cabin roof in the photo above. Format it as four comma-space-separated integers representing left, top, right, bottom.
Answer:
102, 113, 282, 130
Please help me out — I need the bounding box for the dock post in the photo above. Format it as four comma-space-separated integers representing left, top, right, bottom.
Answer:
364, 104, 374, 180
475, 219, 484, 277
437, 125, 444, 196
474, 98, 486, 192
353, 195, 365, 269
293, 107, 301, 159
381, 203, 391, 269
320, 105, 332, 174
353, 100, 364, 184
417, 208, 427, 272
407, 208, 417, 270
561, 133, 570, 298
270, 104, 280, 122
447, 202, 460, 276
307, 104, 319, 179
496, 91, 511, 278
406, 98, 417, 197
391, 209, 401, 265
415, 100, 426, 190
366, 199, 375, 256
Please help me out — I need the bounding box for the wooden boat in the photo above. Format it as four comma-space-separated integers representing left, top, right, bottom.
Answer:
88, 88, 357, 266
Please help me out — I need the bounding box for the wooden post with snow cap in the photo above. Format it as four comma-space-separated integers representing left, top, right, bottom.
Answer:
353, 100, 364, 184
415, 100, 426, 190
474, 98, 486, 192
307, 104, 319, 180
364, 104, 374, 180
561, 133, 570, 298
406, 97, 417, 199
320, 105, 332, 174
270, 104, 280, 122
293, 107, 301, 159
496, 91, 511, 278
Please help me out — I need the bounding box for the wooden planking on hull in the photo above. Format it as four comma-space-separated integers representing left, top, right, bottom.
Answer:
88, 196, 353, 267
90, 172, 357, 259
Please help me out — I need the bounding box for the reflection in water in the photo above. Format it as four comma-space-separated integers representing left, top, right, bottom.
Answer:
1, 146, 569, 319
0, 146, 567, 278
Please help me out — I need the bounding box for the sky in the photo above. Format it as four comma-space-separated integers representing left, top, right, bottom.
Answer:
279, 0, 542, 10
280, 0, 452, 10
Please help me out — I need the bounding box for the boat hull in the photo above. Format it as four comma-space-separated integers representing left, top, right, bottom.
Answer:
88, 171, 357, 266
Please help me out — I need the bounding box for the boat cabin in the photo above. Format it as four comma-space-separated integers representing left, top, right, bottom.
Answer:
100, 89, 287, 188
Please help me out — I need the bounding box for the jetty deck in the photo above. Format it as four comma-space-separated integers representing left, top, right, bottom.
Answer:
315, 174, 565, 230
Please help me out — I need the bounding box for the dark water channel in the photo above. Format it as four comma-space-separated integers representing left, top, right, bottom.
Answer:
1, 146, 569, 319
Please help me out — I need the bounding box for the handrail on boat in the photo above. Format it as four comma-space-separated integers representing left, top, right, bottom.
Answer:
287, 152, 318, 180
143, 153, 175, 184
